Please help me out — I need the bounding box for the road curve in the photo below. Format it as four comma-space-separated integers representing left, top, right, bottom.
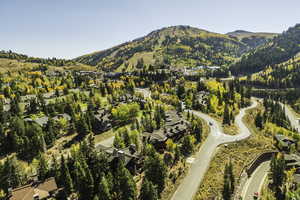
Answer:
171, 99, 258, 200
241, 161, 270, 200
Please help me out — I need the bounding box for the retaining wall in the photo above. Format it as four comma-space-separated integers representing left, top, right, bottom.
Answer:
234, 151, 278, 200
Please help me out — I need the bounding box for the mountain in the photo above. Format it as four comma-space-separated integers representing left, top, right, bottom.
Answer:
0, 50, 94, 73
248, 54, 300, 88
75, 25, 257, 71
227, 30, 278, 49
230, 24, 300, 75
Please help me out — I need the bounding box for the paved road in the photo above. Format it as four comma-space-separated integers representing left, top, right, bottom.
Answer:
242, 161, 270, 200
171, 100, 258, 200
280, 103, 300, 133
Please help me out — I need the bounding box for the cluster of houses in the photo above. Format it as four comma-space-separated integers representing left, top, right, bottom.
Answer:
25, 113, 72, 128
6, 177, 60, 200
274, 134, 300, 185
96, 110, 190, 173
96, 144, 141, 173
143, 110, 190, 149
274, 134, 297, 152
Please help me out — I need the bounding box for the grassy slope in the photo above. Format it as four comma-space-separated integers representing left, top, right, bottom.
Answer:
0, 58, 95, 73
227, 30, 278, 40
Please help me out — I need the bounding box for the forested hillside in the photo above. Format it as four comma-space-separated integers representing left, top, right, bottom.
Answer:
227, 30, 277, 49
0, 50, 76, 66
247, 56, 300, 88
230, 24, 300, 75
75, 26, 256, 71
0, 51, 94, 73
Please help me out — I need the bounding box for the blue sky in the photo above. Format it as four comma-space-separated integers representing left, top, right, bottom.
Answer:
1, 0, 299, 59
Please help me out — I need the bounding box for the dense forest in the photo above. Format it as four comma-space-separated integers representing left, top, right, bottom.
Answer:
230, 24, 300, 75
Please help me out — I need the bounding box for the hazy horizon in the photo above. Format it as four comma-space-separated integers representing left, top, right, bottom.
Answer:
1, 0, 300, 59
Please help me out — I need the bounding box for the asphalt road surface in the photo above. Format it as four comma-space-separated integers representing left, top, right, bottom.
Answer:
171, 99, 258, 200
242, 161, 270, 200
281, 103, 300, 133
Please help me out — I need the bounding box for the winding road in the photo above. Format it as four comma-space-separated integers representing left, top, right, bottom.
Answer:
171, 99, 258, 200
242, 161, 270, 200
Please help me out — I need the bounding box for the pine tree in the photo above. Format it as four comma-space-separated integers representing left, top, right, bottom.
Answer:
45, 117, 56, 146
37, 153, 48, 181
144, 152, 167, 194
174, 145, 181, 163
255, 112, 263, 129
222, 161, 235, 200
50, 154, 60, 181
270, 153, 286, 199
223, 105, 231, 125
194, 122, 202, 143
60, 156, 74, 194
98, 176, 112, 200
181, 135, 194, 156
76, 115, 89, 137
140, 179, 158, 200
114, 161, 137, 200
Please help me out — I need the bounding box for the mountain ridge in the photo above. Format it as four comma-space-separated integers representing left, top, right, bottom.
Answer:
230, 24, 300, 75
74, 25, 274, 71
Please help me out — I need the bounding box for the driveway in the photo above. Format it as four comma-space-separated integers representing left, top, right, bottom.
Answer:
171, 99, 258, 200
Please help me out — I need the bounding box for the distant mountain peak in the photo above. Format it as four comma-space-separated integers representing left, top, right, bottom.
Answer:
227, 30, 253, 35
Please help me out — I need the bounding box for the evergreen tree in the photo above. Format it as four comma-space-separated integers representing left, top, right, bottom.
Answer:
76, 115, 90, 137
270, 153, 286, 199
181, 135, 194, 156
222, 161, 235, 200
60, 156, 74, 194
255, 112, 263, 129
114, 161, 137, 200
140, 179, 158, 200
193, 121, 202, 143
144, 152, 167, 194
223, 105, 231, 125
45, 117, 56, 146
37, 153, 48, 181
98, 175, 112, 200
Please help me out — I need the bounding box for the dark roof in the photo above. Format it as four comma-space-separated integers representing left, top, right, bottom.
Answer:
274, 134, 295, 146
53, 113, 71, 121
150, 131, 168, 142
9, 177, 58, 200
24, 116, 49, 127
96, 145, 139, 165
285, 154, 300, 163
294, 174, 300, 184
